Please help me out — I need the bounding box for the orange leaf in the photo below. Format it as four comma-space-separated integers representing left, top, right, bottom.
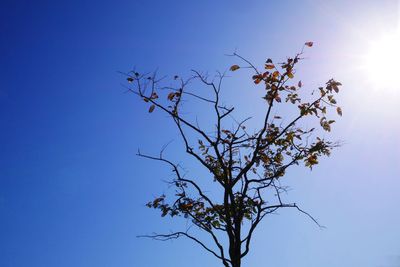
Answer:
265, 64, 275, 70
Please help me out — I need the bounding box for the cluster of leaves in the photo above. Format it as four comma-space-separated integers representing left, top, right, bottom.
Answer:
146, 192, 226, 231
227, 48, 342, 172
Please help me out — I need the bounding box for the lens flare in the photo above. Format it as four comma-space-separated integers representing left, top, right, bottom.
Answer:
364, 31, 400, 89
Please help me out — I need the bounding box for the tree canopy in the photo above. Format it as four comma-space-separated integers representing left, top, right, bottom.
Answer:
126, 42, 342, 267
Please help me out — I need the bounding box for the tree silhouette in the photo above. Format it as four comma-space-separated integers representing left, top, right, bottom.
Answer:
125, 42, 342, 267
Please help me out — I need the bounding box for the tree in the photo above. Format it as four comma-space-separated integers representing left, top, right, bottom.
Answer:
125, 42, 342, 267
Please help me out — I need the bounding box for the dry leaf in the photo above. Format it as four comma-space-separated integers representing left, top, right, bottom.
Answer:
149, 105, 155, 113
230, 65, 240, 71
305, 41, 314, 47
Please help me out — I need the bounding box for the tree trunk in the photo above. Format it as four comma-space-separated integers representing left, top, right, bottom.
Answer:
229, 241, 241, 267
231, 258, 241, 267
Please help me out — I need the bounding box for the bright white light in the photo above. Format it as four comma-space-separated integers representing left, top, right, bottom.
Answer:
364, 31, 400, 89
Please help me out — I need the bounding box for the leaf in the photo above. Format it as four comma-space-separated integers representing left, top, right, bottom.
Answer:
320, 118, 331, 132
337, 107, 343, 116
305, 41, 314, 47
323, 123, 331, 131
298, 80, 302, 87
212, 221, 220, 228
254, 78, 261, 84
151, 92, 159, 99
319, 87, 326, 96
230, 65, 240, 71
272, 71, 280, 78
332, 84, 339, 93
305, 154, 318, 168
266, 58, 273, 63
260, 155, 270, 164
148, 105, 155, 113
127, 77, 134, 83
265, 64, 275, 70
287, 72, 294, 79
167, 92, 175, 101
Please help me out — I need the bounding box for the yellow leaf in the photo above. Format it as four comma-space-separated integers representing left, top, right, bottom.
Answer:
287, 72, 294, 79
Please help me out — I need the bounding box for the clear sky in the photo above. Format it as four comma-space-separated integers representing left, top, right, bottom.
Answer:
1, 1, 400, 267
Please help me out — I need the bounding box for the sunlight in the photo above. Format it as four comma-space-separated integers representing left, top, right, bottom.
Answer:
364, 30, 400, 90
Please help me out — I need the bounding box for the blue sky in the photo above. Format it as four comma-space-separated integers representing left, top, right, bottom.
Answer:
1, 1, 400, 267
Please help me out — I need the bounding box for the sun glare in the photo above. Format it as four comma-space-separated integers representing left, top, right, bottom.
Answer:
364, 31, 400, 89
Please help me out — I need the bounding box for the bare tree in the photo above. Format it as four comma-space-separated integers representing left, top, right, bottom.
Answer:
125, 42, 342, 267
